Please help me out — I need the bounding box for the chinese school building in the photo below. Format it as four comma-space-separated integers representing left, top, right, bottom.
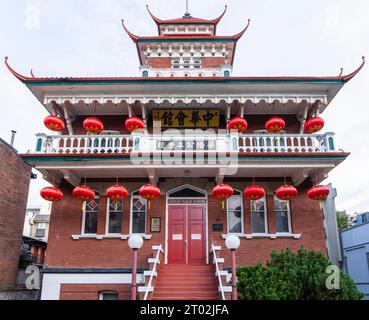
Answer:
6, 5, 363, 300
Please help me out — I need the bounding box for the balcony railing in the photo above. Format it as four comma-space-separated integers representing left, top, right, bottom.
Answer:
34, 132, 336, 155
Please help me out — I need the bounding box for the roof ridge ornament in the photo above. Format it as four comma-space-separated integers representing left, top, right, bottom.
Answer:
232, 19, 251, 41
121, 19, 140, 43
341, 56, 365, 82
183, 0, 192, 19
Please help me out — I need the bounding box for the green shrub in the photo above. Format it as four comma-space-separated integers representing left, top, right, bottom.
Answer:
237, 247, 364, 300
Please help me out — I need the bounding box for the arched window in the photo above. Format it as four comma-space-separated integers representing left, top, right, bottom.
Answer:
224, 70, 230, 77
227, 190, 244, 234
105, 198, 123, 234
130, 190, 147, 234
274, 196, 292, 233
250, 197, 268, 234
82, 193, 100, 235
142, 70, 149, 77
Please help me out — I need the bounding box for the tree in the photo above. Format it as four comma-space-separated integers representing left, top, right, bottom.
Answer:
237, 248, 364, 300
336, 210, 349, 230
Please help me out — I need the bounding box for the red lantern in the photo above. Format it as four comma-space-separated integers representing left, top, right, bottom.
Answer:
83, 117, 104, 134
307, 185, 330, 201
265, 117, 286, 133
125, 117, 145, 133
227, 117, 248, 133
275, 185, 298, 200
44, 115, 65, 132
40, 187, 63, 202
244, 185, 266, 201
139, 184, 161, 209
72, 186, 95, 202
106, 185, 128, 201
213, 184, 234, 209
304, 117, 325, 134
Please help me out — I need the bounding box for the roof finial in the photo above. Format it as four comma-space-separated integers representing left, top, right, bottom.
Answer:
184, 0, 192, 18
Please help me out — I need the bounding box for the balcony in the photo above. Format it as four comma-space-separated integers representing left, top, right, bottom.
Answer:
33, 132, 337, 155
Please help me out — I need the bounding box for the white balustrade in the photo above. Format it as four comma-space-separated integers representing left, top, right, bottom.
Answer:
34, 133, 336, 155
35, 134, 133, 154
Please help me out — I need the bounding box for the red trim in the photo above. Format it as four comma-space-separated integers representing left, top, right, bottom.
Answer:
232, 19, 251, 41
121, 19, 140, 42
5, 56, 365, 84
342, 56, 365, 81
146, 5, 228, 26
20, 152, 350, 158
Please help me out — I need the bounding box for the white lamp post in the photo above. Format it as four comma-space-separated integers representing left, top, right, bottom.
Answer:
128, 234, 144, 300
225, 235, 240, 300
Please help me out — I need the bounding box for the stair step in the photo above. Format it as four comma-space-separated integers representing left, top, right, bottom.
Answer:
156, 287, 218, 292
152, 297, 220, 301
153, 292, 220, 299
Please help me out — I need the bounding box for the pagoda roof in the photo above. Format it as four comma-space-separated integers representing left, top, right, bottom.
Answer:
121, 19, 251, 43
146, 5, 228, 26
5, 56, 365, 85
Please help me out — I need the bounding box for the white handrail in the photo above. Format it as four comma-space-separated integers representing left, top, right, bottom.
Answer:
212, 244, 225, 300
144, 245, 163, 301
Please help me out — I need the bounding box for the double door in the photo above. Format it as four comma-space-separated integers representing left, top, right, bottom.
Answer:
168, 205, 206, 264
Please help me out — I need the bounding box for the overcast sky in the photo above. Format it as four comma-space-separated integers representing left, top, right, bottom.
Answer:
0, 0, 368, 214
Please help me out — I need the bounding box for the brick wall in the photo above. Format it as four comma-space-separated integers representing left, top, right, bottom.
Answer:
0, 139, 31, 289
147, 57, 172, 69
46, 180, 326, 270
201, 57, 227, 69
45, 181, 166, 269
60, 284, 130, 300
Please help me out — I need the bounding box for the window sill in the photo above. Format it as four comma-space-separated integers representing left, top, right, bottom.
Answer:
71, 234, 153, 241
221, 233, 302, 240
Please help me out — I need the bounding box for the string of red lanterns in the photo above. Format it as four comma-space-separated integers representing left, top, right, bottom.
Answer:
139, 184, 161, 210
307, 185, 330, 200
44, 116, 65, 132
244, 185, 266, 201
40, 187, 64, 202
265, 117, 286, 133
125, 116, 145, 133
227, 117, 248, 133
212, 184, 234, 209
304, 117, 325, 134
83, 117, 105, 134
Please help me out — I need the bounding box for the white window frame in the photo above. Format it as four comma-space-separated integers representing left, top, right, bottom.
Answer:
226, 190, 244, 235
273, 196, 292, 234
250, 196, 269, 235
99, 291, 119, 300
105, 198, 123, 235
129, 190, 148, 235
81, 195, 100, 235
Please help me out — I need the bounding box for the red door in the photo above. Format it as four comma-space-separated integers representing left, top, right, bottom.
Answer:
168, 205, 206, 264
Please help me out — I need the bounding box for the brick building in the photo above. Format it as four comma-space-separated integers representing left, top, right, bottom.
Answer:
0, 138, 31, 295
5, 5, 363, 300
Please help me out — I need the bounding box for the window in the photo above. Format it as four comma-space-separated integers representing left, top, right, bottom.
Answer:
251, 197, 268, 234
106, 199, 123, 234
227, 190, 244, 234
35, 223, 46, 238
274, 196, 292, 233
131, 191, 147, 234
99, 291, 119, 300
83, 197, 99, 234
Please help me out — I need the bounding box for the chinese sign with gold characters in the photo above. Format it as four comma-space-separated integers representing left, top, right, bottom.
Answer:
153, 109, 220, 128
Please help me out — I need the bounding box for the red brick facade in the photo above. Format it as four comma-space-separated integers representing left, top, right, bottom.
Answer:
60, 284, 130, 300
46, 180, 326, 271
0, 139, 31, 289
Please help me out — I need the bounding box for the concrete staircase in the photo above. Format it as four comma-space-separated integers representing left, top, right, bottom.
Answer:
151, 265, 220, 300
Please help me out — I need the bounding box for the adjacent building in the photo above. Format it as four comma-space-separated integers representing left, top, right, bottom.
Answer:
23, 203, 51, 242
0, 138, 32, 299
341, 222, 369, 300
5, 5, 363, 300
